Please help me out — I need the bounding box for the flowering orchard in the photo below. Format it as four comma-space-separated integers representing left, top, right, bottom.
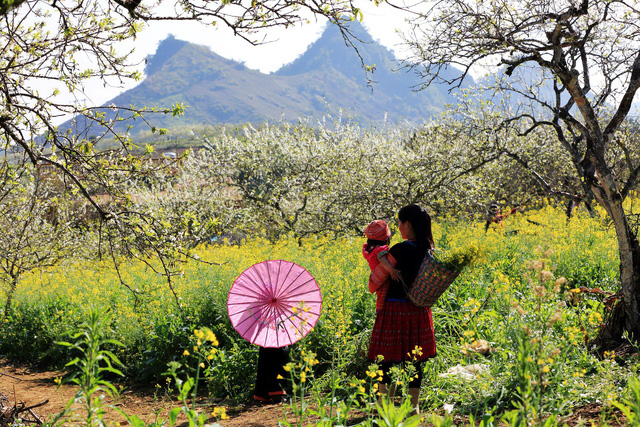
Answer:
2, 204, 639, 423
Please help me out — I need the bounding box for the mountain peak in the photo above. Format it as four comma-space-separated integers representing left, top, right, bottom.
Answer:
275, 20, 389, 78
145, 35, 189, 76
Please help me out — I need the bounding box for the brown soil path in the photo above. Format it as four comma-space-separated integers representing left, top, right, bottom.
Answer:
0, 358, 284, 426
0, 358, 628, 426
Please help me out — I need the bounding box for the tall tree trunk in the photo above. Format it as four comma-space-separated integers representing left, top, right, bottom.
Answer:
604, 207, 640, 344
589, 156, 640, 347
560, 49, 640, 346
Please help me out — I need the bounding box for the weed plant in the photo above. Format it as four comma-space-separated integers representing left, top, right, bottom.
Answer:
47, 307, 125, 426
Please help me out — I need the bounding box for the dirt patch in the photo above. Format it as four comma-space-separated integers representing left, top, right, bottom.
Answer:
561, 402, 626, 427
0, 358, 286, 426
0, 358, 628, 426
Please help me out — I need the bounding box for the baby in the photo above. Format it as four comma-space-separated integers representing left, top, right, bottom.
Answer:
363, 220, 401, 312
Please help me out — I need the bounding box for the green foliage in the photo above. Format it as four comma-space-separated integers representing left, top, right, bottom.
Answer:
123, 309, 193, 382
0, 302, 78, 366
280, 348, 320, 427
375, 396, 423, 427
203, 340, 258, 400
613, 378, 640, 426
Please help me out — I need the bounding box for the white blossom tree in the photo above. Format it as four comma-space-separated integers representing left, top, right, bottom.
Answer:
399, 0, 640, 345
0, 158, 87, 316
181, 115, 526, 241
0, 0, 365, 306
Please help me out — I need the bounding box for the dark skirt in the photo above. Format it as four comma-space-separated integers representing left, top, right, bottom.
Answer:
367, 300, 436, 363
254, 346, 289, 402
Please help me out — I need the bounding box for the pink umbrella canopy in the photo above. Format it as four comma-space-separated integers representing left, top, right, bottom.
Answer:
227, 260, 322, 348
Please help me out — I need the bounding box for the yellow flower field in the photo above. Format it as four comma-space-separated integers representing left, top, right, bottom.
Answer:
3, 204, 635, 422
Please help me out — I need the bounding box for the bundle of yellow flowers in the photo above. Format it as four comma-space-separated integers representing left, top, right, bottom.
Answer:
436, 243, 486, 271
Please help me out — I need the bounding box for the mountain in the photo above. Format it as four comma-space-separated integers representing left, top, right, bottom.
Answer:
275, 21, 464, 119
65, 22, 470, 135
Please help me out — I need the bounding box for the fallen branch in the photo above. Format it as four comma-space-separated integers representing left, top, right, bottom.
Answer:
17, 399, 49, 414
0, 372, 21, 381
0, 393, 47, 426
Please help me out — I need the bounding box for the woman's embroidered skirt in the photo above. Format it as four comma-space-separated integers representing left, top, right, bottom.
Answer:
367, 300, 436, 363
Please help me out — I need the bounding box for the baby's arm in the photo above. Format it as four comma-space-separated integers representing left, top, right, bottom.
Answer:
378, 252, 401, 281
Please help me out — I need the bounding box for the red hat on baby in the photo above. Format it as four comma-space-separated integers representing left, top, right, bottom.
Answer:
364, 220, 391, 241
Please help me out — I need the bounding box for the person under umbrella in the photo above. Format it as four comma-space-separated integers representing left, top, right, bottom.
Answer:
227, 260, 322, 403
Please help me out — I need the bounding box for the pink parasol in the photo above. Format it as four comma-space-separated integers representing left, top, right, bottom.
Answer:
227, 260, 322, 348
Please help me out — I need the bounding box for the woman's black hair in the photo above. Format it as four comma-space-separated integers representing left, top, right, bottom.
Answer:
398, 204, 434, 251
